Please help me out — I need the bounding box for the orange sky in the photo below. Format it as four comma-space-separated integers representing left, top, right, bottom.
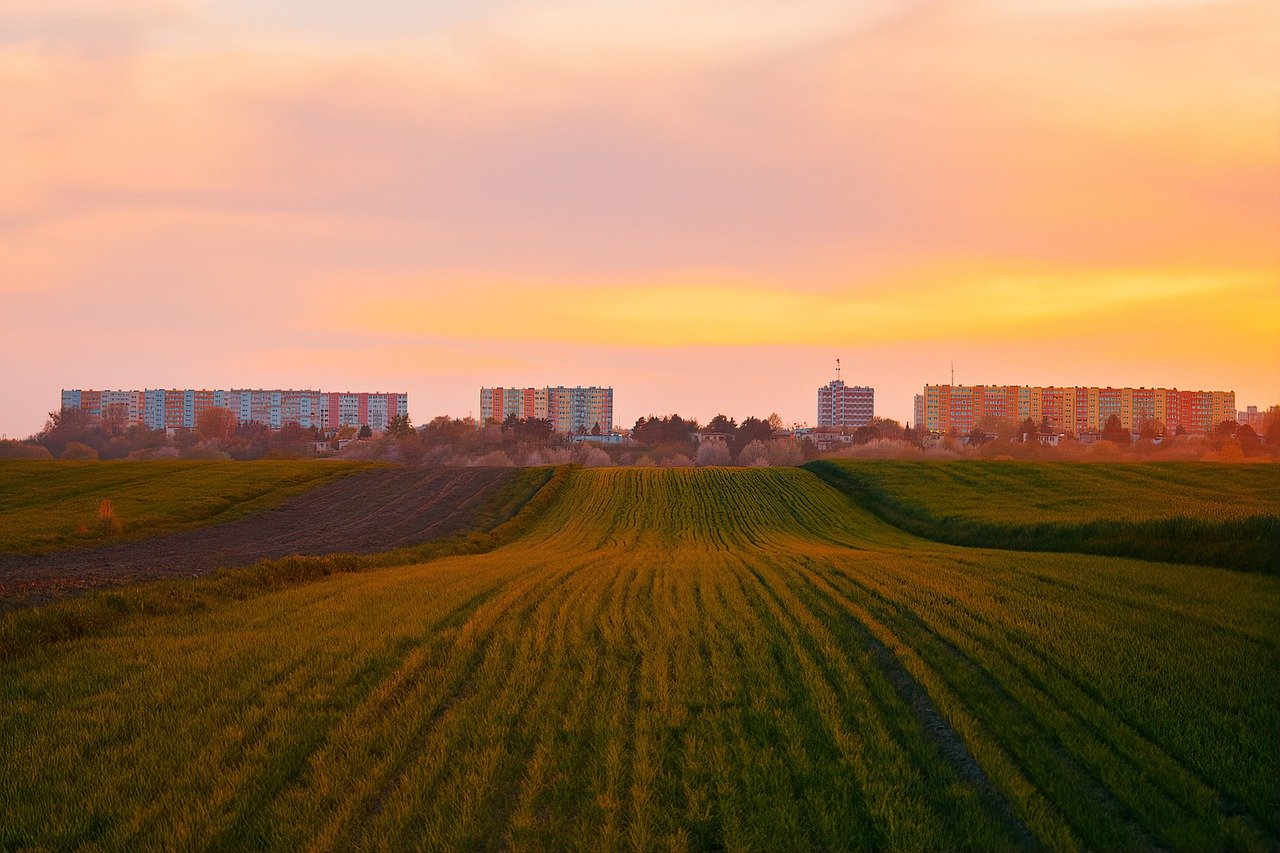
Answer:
2, 0, 1277, 436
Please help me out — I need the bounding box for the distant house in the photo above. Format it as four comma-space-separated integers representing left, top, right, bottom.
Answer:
570, 433, 624, 445
795, 430, 857, 453
1036, 433, 1065, 447
691, 432, 731, 446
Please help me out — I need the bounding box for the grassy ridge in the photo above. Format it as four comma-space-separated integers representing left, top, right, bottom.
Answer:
3, 467, 1276, 850
806, 460, 1280, 572
0, 467, 563, 662
0, 460, 374, 554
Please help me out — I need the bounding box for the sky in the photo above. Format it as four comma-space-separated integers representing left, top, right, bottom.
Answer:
1, 0, 1278, 437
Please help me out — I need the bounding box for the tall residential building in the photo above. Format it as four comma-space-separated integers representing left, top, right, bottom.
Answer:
919, 384, 1235, 436
480, 386, 613, 434
913, 395, 925, 431
817, 379, 874, 429
62, 388, 407, 432
1237, 405, 1271, 429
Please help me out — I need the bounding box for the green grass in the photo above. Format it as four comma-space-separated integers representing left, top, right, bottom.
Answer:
0, 460, 376, 554
3, 466, 1276, 850
807, 460, 1280, 572
0, 466, 564, 661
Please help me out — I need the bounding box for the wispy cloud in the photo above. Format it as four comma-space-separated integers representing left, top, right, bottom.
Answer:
325, 268, 1272, 347
0, 0, 1276, 435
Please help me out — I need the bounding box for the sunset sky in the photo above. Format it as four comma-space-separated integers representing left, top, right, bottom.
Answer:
2, 0, 1278, 437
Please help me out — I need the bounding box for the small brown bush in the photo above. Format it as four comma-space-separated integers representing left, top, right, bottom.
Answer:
60, 441, 99, 461
98, 499, 123, 535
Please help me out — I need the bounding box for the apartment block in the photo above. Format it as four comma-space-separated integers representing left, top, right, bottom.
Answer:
63, 388, 408, 432
480, 386, 613, 434
1237, 405, 1271, 429
920, 384, 1235, 435
817, 379, 874, 429
61, 389, 145, 426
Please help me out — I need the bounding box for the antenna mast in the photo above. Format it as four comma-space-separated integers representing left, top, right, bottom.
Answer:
836, 358, 841, 381
950, 360, 954, 386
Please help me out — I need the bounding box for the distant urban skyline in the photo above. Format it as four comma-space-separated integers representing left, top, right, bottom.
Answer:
60, 388, 409, 432
33, 372, 1267, 441
917, 384, 1237, 436
2, 2, 1276, 439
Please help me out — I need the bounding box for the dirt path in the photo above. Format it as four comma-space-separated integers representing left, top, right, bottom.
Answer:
0, 467, 516, 611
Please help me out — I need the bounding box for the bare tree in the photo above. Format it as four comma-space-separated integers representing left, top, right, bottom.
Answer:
696, 443, 731, 466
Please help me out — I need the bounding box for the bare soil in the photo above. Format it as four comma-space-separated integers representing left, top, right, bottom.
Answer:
0, 467, 516, 611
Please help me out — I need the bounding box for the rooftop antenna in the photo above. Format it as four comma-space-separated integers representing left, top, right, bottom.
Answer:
950, 360, 955, 386
836, 358, 841, 381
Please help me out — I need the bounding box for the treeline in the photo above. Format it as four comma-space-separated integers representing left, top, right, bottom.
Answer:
6, 406, 1277, 466
2, 408, 342, 461
0, 406, 918, 467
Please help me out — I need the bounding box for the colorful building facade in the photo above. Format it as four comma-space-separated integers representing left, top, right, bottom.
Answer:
919, 384, 1235, 436
62, 388, 407, 432
480, 386, 613, 434
817, 379, 874, 429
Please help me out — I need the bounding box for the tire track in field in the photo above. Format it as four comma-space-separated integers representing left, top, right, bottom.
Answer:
845, 553, 1278, 848
846, 604, 1041, 851
762, 553, 1038, 851
827, 561, 1173, 852
786, 556, 1076, 849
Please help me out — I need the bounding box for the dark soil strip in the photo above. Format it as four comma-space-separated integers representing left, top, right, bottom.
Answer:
844, 613, 1042, 852
0, 467, 517, 611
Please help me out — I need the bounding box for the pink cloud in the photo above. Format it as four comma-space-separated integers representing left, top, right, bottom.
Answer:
1, 0, 1276, 437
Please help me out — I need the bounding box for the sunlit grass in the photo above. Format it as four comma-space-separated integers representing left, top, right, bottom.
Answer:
808, 460, 1280, 572
2, 466, 1276, 850
0, 460, 374, 554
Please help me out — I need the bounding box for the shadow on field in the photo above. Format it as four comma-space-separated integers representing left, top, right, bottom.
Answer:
0, 467, 518, 611
805, 461, 1280, 573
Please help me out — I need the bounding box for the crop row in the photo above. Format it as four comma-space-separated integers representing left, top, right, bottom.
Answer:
2, 467, 1276, 850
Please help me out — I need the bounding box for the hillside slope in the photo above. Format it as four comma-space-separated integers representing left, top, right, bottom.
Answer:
0, 466, 537, 610
3, 467, 1276, 851
0, 460, 372, 554
807, 460, 1280, 571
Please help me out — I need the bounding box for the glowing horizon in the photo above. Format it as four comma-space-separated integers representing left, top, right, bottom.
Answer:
2, 0, 1277, 437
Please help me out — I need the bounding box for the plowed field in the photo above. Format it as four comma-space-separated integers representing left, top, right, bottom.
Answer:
0, 467, 519, 610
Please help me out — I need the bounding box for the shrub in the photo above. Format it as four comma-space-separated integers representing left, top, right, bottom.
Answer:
60, 441, 99, 461
581, 447, 613, 468
0, 441, 53, 460
98, 499, 123, 535
696, 443, 731, 466
738, 440, 770, 466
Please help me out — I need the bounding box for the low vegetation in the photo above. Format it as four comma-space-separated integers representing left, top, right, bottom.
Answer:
3, 465, 1276, 850
808, 460, 1280, 572
0, 467, 562, 660
0, 460, 371, 554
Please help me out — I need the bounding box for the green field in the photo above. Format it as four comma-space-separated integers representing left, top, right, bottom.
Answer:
3, 464, 1276, 851
0, 460, 371, 554
808, 460, 1280, 572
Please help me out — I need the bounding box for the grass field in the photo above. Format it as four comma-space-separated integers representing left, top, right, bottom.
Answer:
0, 460, 373, 554
3, 465, 1276, 851
808, 460, 1280, 572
